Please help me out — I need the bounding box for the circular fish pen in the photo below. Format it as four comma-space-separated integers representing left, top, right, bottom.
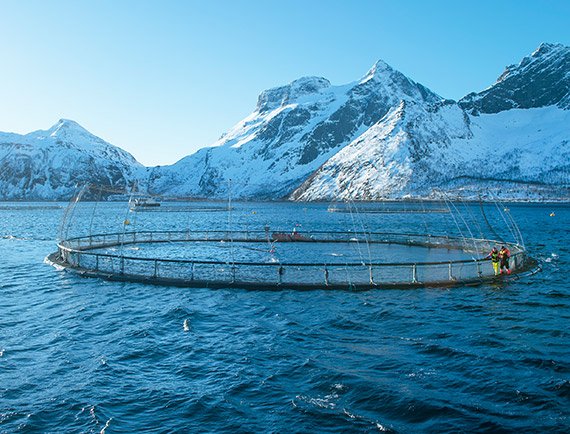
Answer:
47, 185, 537, 290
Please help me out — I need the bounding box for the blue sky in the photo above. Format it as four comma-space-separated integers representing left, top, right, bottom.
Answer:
0, 0, 568, 165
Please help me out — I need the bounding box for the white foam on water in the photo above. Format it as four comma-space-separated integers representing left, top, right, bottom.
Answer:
44, 256, 65, 271
2, 235, 28, 241
100, 417, 112, 434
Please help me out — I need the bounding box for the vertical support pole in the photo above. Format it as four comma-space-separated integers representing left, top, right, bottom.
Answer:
412, 264, 418, 283
278, 266, 284, 285
154, 259, 158, 278
448, 262, 453, 281
96, 255, 99, 271
369, 265, 374, 285
190, 262, 195, 281
324, 267, 329, 286
476, 259, 482, 277
120, 256, 125, 275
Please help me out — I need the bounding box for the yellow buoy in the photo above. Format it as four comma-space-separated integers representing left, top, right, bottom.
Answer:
124, 219, 131, 225
550, 212, 555, 217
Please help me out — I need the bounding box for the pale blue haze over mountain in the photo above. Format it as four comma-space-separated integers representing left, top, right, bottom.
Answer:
0, 0, 569, 165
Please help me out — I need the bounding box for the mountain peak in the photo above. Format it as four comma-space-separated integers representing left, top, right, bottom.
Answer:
359, 59, 395, 84
460, 42, 570, 114
256, 76, 331, 113
531, 42, 566, 57
47, 118, 91, 138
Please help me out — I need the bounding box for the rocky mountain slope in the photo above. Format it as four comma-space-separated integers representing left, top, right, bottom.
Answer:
0, 119, 143, 199
459, 42, 570, 113
291, 101, 570, 201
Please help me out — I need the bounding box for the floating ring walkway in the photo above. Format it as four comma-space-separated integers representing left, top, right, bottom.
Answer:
47, 229, 535, 289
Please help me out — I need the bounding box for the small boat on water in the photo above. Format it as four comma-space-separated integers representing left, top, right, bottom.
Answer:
129, 197, 161, 211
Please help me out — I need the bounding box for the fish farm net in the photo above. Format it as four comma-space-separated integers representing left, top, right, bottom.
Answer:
47, 184, 536, 289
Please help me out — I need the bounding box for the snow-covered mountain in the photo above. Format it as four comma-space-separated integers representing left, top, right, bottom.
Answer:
0, 119, 143, 199
291, 101, 570, 201
0, 43, 568, 201
459, 42, 570, 113
148, 42, 569, 201
147, 61, 441, 198
292, 43, 570, 201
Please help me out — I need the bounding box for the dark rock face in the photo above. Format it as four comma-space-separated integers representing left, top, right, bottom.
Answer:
297, 61, 441, 165
460, 43, 570, 114
256, 107, 312, 159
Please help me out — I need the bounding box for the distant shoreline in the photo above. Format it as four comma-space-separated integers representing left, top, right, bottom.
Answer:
0, 198, 568, 205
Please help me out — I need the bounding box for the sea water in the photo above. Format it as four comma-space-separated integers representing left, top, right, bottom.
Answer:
0, 201, 568, 432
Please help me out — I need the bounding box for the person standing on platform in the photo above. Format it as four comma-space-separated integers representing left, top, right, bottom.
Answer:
485, 247, 500, 276
499, 246, 511, 275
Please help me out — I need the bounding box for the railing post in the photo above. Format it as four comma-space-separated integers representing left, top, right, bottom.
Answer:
324, 267, 329, 286
412, 264, 418, 283
154, 259, 158, 278
448, 262, 453, 280
369, 265, 374, 285
95, 255, 99, 271
190, 262, 195, 281
475, 259, 482, 277
120, 257, 125, 275
278, 266, 284, 285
